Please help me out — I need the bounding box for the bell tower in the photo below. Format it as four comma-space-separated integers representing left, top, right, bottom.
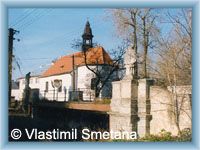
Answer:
82, 21, 93, 51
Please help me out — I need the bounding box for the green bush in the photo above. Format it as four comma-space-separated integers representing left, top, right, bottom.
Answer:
137, 129, 192, 142
85, 128, 191, 142
138, 129, 175, 141
178, 128, 192, 141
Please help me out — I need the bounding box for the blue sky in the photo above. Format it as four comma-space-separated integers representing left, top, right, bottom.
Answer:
9, 8, 122, 80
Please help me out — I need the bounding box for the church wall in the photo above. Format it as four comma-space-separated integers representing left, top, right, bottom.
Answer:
77, 65, 116, 100
77, 65, 96, 101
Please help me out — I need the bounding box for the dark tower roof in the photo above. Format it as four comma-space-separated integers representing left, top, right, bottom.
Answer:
82, 21, 94, 51
82, 21, 93, 38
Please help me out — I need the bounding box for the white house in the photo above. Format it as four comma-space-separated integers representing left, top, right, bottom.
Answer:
12, 21, 116, 102
11, 75, 40, 101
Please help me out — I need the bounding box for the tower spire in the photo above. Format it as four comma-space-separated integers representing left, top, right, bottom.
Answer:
82, 20, 93, 51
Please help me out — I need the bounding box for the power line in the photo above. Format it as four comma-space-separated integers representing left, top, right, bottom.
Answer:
15, 10, 43, 29
20, 57, 54, 61
11, 9, 37, 27
9, 9, 34, 26
17, 9, 53, 31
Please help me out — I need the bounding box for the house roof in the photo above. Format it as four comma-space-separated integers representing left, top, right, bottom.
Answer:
41, 46, 113, 77
17, 75, 40, 80
12, 80, 19, 89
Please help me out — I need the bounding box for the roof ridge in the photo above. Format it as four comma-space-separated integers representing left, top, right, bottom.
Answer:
63, 46, 103, 58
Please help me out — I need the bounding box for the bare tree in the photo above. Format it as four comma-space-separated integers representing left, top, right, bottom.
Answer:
71, 39, 127, 98
110, 9, 139, 78
154, 8, 192, 85
110, 8, 192, 135
153, 8, 192, 134
167, 9, 192, 77
138, 9, 158, 77
110, 8, 159, 78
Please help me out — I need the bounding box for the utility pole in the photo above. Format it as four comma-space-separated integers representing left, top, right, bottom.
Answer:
8, 28, 19, 106
72, 54, 75, 91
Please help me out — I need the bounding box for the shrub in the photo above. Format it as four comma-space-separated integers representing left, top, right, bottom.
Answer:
137, 129, 192, 142
178, 128, 192, 141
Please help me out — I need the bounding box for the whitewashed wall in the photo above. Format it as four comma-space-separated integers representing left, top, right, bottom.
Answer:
77, 66, 96, 101
13, 65, 116, 102
150, 86, 192, 135
110, 79, 192, 136
15, 76, 40, 101
77, 65, 116, 100
39, 74, 72, 101
11, 89, 21, 101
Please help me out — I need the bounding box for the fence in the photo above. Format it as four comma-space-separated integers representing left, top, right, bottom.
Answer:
39, 88, 95, 102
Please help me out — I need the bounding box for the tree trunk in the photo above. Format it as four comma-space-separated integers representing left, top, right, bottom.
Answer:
142, 16, 148, 78
133, 12, 138, 78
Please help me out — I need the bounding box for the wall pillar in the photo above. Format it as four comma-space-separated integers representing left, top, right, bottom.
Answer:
109, 79, 139, 136
137, 78, 154, 137
110, 77, 154, 138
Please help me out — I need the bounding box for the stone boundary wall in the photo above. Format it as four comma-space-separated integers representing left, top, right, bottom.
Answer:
150, 85, 192, 135
110, 78, 192, 137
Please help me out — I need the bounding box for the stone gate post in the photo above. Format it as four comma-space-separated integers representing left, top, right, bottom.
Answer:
109, 78, 154, 138
109, 78, 139, 136
137, 78, 154, 137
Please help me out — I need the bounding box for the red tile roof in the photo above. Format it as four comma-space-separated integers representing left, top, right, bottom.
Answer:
41, 46, 113, 77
